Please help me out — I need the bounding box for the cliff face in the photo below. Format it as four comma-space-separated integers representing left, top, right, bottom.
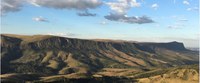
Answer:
1, 34, 199, 75
138, 41, 187, 51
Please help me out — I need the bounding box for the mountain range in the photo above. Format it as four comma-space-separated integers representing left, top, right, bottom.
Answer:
1, 34, 199, 83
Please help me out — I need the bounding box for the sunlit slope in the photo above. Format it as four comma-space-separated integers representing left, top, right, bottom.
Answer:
1, 34, 198, 76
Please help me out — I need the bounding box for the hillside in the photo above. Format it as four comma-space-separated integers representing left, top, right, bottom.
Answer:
135, 64, 199, 83
1, 34, 199, 82
1, 65, 198, 83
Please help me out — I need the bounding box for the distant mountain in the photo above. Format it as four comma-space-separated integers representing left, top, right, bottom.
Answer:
1, 34, 199, 83
187, 47, 199, 51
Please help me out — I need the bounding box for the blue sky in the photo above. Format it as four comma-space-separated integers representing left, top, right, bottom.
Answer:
1, 0, 199, 47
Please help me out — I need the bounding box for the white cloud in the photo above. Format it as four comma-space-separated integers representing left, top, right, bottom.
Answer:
170, 15, 188, 21
28, 0, 40, 7
168, 25, 179, 29
47, 32, 76, 37
179, 18, 188, 21
105, 0, 153, 24
106, 0, 140, 15
168, 22, 185, 29
183, 0, 190, 5
77, 11, 96, 16
187, 8, 192, 11
104, 13, 154, 24
1, 0, 24, 15
129, 0, 141, 7
151, 3, 159, 10
29, 0, 102, 10
1, 0, 102, 15
187, 7, 198, 11
32, 16, 49, 22
100, 21, 108, 25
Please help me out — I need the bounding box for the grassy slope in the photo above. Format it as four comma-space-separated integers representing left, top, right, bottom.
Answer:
0, 64, 198, 83
1, 34, 199, 83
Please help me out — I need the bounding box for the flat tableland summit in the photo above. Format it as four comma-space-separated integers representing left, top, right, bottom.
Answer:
1, 34, 199, 83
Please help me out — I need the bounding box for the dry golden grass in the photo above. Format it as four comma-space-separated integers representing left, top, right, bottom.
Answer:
41, 72, 89, 81
138, 77, 199, 83
41, 51, 55, 63
47, 60, 59, 69
113, 49, 147, 66
137, 68, 199, 83
94, 68, 141, 77
58, 67, 72, 74
100, 49, 147, 67
57, 51, 68, 61
2, 34, 53, 43
0, 73, 19, 78
65, 53, 84, 67
101, 50, 138, 66
150, 58, 167, 63
157, 48, 192, 61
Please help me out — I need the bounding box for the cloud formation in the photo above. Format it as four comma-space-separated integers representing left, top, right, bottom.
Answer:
105, 0, 153, 24
187, 7, 198, 11
32, 16, 49, 22
168, 23, 184, 29
77, 11, 96, 16
100, 21, 108, 25
1, 0, 102, 15
183, 0, 190, 5
106, 0, 140, 14
151, 3, 159, 10
1, 0, 24, 15
29, 0, 102, 10
179, 19, 188, 21
47, 32, 76, 37
105, 13, 154, 24
168, 25, 179, 29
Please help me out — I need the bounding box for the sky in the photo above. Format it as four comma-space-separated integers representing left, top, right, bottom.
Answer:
1, 0, 199, 47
